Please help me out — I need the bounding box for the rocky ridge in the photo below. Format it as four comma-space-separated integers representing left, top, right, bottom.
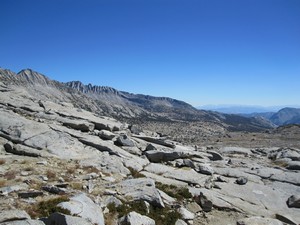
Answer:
0, 71, 299, 224
0, 68, 274, 133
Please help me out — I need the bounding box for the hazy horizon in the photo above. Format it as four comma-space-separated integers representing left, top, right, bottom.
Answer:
1, 0, 299, 107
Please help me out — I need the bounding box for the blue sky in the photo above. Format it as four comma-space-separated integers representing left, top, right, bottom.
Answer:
1, 0, 299, 107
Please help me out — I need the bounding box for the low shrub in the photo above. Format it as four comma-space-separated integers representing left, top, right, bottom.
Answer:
27, 196, 70, 218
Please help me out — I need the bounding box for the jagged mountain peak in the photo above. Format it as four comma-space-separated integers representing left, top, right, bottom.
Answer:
65, 81, 120, 95
17, 69, 53, 85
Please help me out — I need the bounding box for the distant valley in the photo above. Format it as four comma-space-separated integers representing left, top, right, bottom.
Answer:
199, 105, 300, 126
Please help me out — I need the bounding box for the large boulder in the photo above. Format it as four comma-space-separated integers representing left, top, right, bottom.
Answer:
42, 212, 93, 225
145, 150, 185, 163
115, 135, 135, 147
58, 193, 104, 225
117, 178, 164, 208
0, 210, 30, 223
287, 195, 300, 208
118, 211, 155, 225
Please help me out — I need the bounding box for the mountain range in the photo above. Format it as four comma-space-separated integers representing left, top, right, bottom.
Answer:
0, 68, 287, 132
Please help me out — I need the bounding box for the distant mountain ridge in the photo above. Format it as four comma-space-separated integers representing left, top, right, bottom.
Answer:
0, 68, 274, 132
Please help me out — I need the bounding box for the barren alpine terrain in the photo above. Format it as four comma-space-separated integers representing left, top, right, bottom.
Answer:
0, 70, 299, 225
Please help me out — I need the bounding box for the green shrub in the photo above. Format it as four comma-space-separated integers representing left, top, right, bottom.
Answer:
108, 201, 181, 225
28, 196, 70, 218
155, 182, 192, 201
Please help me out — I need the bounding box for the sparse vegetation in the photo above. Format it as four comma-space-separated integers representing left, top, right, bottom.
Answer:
46, 170, 56, 180
27, 196, 70, 218
107, 200, 181, 225
128, 167, 145, 178
82, 165, 100, 173
0, 159, 5, 165
0, 179, 6, 187
4, 170, 17, 180
156, 182, 192, 201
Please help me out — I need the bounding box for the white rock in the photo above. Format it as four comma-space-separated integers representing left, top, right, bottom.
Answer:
119, 211, 155, 225
58, 193, 104, 225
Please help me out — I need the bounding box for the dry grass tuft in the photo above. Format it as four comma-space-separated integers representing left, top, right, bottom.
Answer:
4, 170, 17, 180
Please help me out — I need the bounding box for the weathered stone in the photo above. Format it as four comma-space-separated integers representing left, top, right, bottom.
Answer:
175, 219, 188, 225
145, 143, 157, 151
42, 185, 66, 195
62, 119, 95, 132
133, 135, 175, 148
129, 124, 143, 135
118, 211, 155, 225
0, 219, 45, 225
98, 130, 116, 140
145, 150, 186, 163
4, 143, 42, 157
196, 163, 214, 175
117, 178, 164, 208
178, 207, 195, 220
286, 161, 300, 170
186, 202, 202, 214
237, 216, 284, 225
236, 177, 248, 185
18, 191, 43, 198
287, 195, 300, 208
42, 212, 93, 225
0, 184, 29, 195
0, 210, 30, 223
115, 135, 135, 147
207, 150, 223, 161
195, 193, 213, 212
58, 193, 104, 225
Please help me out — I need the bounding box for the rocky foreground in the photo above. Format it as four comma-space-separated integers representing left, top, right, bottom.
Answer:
0, 81, 300, 225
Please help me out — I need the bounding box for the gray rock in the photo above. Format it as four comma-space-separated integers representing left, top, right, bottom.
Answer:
62, 119, 95, 132
58, 193, 104, 225
4, 143, 42, 157
287, 195, 300, 208
145, 150, 186, 163
0, 183, 29, 195
117, 178, 164, 208
101, 196, 123, 208
207, 150, 223, 161
178, 207, 195, 220
42, 212, 93, 225
236, 177, 248, 185
133, 135, 175, 148
18, 191, 43, 198
219, 147, 252, 156
0, 210, 30, 223
118, 211, 155, 225
268, 148, 300, 161
195, 193, 213, 212
42, 185, 66, 195
0, 220, 45, 225
129, 125, 143, 135
286, 161, 300, 170
145, 143, 157, 151
98, 130, 116, 140
115, 135, 135, 147
186, 202, 202, 214
237, 216, 284, 225
144, 163, 207, 186
196, 163, 214, 175
175, 219, 188, 225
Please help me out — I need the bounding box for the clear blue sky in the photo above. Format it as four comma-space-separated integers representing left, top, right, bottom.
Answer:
1, 0, 299, 107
